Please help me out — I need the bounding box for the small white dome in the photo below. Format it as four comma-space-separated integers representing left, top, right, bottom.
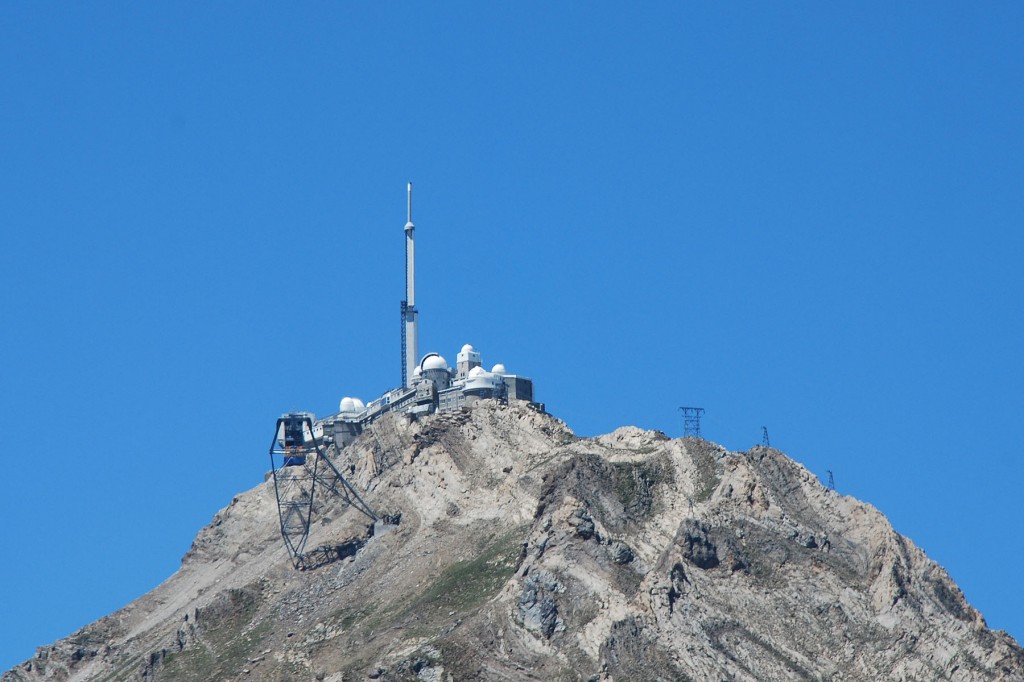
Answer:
468, 366, 487, 379
491, 363, 507, 374
421, 353, 449, 371
339, 397, 357, 413
413, 366, 422, 377
457, 343, 481, 364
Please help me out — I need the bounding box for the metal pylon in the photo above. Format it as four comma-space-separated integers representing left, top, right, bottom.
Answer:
679, 406, 705, 438
269, 413, 377, 569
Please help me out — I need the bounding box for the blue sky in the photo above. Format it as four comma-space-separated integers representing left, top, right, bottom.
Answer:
2, 3, 1022, 670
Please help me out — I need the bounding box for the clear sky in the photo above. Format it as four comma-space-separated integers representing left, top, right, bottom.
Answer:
2, 3, 1022, 671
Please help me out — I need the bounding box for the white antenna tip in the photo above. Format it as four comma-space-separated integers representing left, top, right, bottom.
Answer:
406, 181, 414, 225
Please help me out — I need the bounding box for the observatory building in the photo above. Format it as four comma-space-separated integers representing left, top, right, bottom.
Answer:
267, 184, 540, 567
307, 183, 541, 448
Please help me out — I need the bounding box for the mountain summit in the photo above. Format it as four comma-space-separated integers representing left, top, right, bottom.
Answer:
6, 402, 1022, 681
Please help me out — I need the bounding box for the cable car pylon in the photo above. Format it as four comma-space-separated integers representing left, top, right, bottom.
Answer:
269, 412, 377, 569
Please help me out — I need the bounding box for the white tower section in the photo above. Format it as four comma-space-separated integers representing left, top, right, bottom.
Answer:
404, 182, 419, 387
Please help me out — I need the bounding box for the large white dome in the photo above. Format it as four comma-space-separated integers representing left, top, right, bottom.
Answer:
339, 396, 360, 413
421, 353, 449, 371
464, 367, 497, 391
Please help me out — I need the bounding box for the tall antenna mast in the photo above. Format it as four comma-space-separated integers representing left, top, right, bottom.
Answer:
402, 182, 419, 387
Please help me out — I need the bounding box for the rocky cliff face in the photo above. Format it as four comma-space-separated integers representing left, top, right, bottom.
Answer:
5, 401, 1022, 681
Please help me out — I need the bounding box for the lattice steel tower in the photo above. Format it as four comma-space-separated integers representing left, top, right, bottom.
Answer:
679, 406, 705, 438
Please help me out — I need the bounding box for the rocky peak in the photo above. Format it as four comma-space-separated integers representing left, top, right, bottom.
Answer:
5, 401, 1022, 681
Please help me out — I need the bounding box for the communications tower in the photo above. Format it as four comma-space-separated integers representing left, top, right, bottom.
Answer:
401, 182, 419, 387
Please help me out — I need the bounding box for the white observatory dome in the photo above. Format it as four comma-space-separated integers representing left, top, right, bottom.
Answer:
457, 343, 481, 366
491, 363, 507, 375
464, 366, 497, 392
352, 398, 365, 411
339, 397, 357, 413
413, 366, 422, 377
421, 353, 449, 371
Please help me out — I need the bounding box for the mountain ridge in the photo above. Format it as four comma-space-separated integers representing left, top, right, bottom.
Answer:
5, 401, 1022, 681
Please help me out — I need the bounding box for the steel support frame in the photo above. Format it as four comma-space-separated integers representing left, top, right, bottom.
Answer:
269, 415, 377, 570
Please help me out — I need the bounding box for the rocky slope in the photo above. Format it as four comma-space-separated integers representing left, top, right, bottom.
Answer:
5, 401, 1022, 681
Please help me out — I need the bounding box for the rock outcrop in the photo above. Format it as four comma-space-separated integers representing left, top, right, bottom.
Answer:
5, 402, 1022, 681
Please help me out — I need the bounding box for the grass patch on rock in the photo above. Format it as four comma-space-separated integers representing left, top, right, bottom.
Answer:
410, 529, 526, 615
148, 586, 271, 682
691, 446, 721, 503
612, 459, 667, 520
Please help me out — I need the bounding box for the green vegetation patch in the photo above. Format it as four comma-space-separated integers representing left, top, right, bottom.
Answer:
691, 448, 720, 503
145, 585, 272, 682
154, 617, 273, 682
612, 459, 667, 519
411, 529, 526, 614
322, 602, 381, 637
339, 603, 378, 630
